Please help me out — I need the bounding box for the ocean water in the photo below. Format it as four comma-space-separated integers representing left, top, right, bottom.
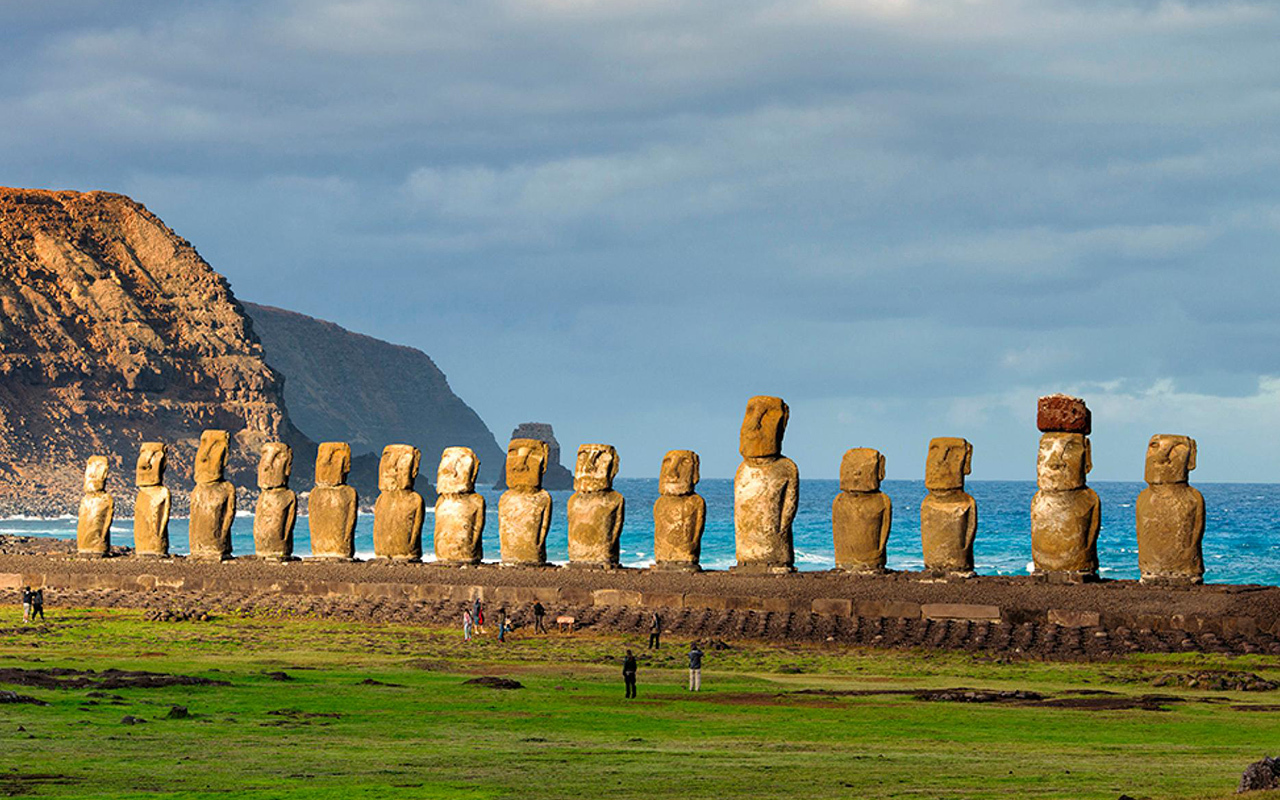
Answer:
5, 480, 1280, 585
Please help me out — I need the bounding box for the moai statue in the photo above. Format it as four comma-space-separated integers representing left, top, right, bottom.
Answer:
832, 448, 892, 574
498, 438, 553, 567
252, 443, 297, 561
308, 442, 358, 560
567, 444, 625, 569
433, 446, 486, 566
1030, 395, 1101, 581
76, 456, 113, 557
189, 429, 236, 560
652, 450, 706, 571
920, 438, 977, 577
372, 444, 425, 561
734, 396, 799, 573
1136, 435, 1205, 585
133, 442, 171, 558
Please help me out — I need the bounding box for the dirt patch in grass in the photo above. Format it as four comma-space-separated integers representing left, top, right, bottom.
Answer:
464, 676, 524, 689
0, 690, 47, 705
0, 667, 228, 690
0, 773, 79, 796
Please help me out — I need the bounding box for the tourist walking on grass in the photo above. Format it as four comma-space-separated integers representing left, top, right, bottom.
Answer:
533, 602, 547, 634
497, 608, 508, 643
32, 588, 43, 622
473, 599, 485, 634
623, 649, 638, 699
20, 587, 31, 624
688, 642, 703, 692
648, 612, 662, 649
463, 608, 473, 642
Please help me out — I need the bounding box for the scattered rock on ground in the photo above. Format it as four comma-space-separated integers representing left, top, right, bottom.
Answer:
1153, 671, 1278, 692
166, 705, 190, 719
464, 676, 524, 690
1238, 756, 1280, 793
120, 716, 146, 725
0, 690, 47, 706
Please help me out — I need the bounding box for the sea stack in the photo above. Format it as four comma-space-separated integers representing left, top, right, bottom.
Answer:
1136, 435, 1205, 585
733, 395, 798, 573
1030, 394, 1101, 582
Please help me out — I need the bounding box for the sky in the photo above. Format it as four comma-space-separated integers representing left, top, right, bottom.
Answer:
3, 0, 1280, 482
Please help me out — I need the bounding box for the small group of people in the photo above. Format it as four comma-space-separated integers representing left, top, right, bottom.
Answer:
623, 640, 703, 699
19, 586, 44, 624
462, 599, 514, 642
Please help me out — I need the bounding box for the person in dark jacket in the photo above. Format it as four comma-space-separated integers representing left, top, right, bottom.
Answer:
688, 642, 703, 691
533, 602, 547, 633
32, 588, 43, 621
622, 649, 638, 699
648, 612, 662, 649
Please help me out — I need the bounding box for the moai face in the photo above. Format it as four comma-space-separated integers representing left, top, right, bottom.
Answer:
1037, 432, 1091, 491
257, 442, 293, 490
506, 438, 548, 489
83, 456, 109, 493
925, 438, 971, 491
841, 448, 885, 493
315, 442, 351, 487
135, 442, 166, 487
660, 450, 700, 496
1146, 434, 1196, 485
739, 396, 789, 459
574, 444, 618, 493
437, 446, 479, 494
379, 445, 420, 491
194, 430, 230, 484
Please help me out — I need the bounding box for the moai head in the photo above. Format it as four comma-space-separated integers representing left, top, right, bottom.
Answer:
1036, 432, 1091, 491
257, 442, 293, 490
315, 442, 351, 487
925, 437, 972, 491
505, 438, 548, 490
437, 446, 479, 494
841, 448, 885, 493
378, 444, 421, 492
659, 450, 700, 496
83, 456, 109, 493
135, 442, 166, 487
574, 444, 619, 493
194, 430, 230, 484
740, 395, 789, 459
1145, 434, 1196, 485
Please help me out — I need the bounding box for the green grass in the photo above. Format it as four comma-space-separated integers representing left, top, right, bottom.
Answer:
1, 609, 1278, 799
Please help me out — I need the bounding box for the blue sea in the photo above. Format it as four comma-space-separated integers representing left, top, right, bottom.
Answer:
5, 480, 1280, 585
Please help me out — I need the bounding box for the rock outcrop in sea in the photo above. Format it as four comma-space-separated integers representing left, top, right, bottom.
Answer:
493, 422, 574, 490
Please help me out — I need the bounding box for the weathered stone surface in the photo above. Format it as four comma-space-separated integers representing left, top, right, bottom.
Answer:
492, 422, 574, 490
812, 598, 853, 616
253, 443, 297, 560
920, 438, 976, 576
1047, 609, 1101, 628
371, 445, 424, 561
854, 600, 922, 619
922, 603, 1001, 621
76, 456, 113, 556
132, 443, 170, 557
734, 396, 798, 572
433, 446, 485, 565
653, 450, 706, 571
832, 448, 892, 573
1136, 434, 1205, 585
188, 430, 235, 560
593, 589, 642, 607
568, 444, 625, 568
499, 439, 552, 566
641, 591, 686, 608
1037, 393, 1091, 434
1031, 432, 1100, 578
308, 443, 358, 560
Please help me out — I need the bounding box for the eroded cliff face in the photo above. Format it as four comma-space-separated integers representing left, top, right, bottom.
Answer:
0, 187, 304, 513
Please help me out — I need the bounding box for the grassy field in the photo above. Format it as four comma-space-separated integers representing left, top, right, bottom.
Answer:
1, 608, 1278, 799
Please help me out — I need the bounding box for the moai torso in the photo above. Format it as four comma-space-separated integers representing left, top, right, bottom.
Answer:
253, 443, 297, 560
498, 438, 553, 566
308, 443, 358, 560
372, 445, 425, 561
567, 444, 625, 568
133, 443, 170, 557
832, 448, 892, 573
733, 396, 799, 572
189, 430, 236, 560
76, 456, 113, 557
652, 450, 705, 570
1136, 435, 1205, 584
433, 446, 486, 565
1030, 430, 1100, 577
920, 438, 977, 575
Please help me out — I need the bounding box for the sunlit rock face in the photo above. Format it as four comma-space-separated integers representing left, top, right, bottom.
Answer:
499, 438, 552, 567
652, 450, 705, 572
372, 444, 425, 561
433, 446, 486, 566
1136, 434, 1205, 585
832, 448, 892, 574
733, 396, 798, 573
920, 437, 976, 577
309, 442, 358, 561
189, 430, 236, 561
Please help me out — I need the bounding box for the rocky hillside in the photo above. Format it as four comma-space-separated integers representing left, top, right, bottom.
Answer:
242, 303, 504, 485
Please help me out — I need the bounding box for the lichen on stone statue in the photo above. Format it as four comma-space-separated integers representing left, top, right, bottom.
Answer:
372, 444, 425, 561
1136, 434, 1205, 585
920, 438, 976, 577
433, 446, 486, 566
76, 456, 114, 557
652, 450, 706, 571
1030, 395, 1100, 581
132, 442, 170, 558
498, 438, 553, 567
832, 448, 892, 574
188, 430, 236, 560
308, 442, 358, 561
252, 442, 297, 561
733, 396, 799, 573
567, 444, 625, 569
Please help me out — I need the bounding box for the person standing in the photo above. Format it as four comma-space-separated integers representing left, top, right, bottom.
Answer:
688, 642, 703, 692
463, 608, 473, 642
20, 587, 31, 624
622, 649, 638, 699
497, 608, 508, 643
533, 601, 547, 634
32, 589, 43, 622
648, 612, 663, 649
473, 599, 485, 635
